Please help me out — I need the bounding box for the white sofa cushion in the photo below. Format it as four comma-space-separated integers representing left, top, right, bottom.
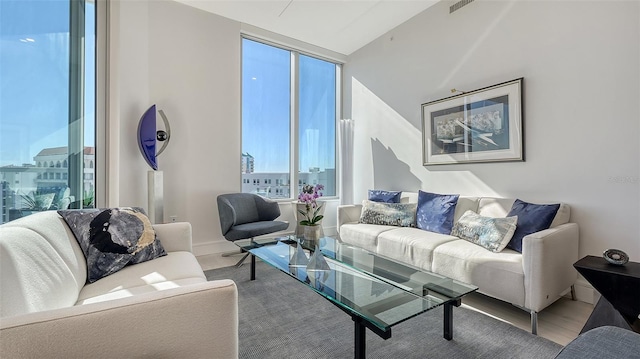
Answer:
0, 212, 87, 317
77, 251, 206, 304
339, 223, 397, 252
453, 197, 481, 222
0, 226, 84, 317
377, 227, 458, 271
431, 239, 525, 306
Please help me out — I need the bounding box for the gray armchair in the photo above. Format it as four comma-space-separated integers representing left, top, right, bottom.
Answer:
217, 193, 289, 266
554, 326, 640, 359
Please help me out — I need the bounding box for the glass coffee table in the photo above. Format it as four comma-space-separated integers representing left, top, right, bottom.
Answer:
234, 235, 478, 359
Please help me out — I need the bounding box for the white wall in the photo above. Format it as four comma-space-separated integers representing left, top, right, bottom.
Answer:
343, 0, 640, 265
112, 0, 338, 254
115, 0, 243, 254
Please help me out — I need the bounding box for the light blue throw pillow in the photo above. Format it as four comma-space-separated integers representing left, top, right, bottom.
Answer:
451, 210, 518, 252
359, 200, 417, 227
416, 190, 459, 234
368, 189, 402, 203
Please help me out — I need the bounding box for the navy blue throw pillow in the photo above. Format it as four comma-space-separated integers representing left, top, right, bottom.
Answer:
506, 199, 560, 253
416, 190, 459, 234
368, 189, 402, 203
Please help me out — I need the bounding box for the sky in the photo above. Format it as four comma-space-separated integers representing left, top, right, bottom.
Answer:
242, 38, 336, 173
0, 0, 95, 167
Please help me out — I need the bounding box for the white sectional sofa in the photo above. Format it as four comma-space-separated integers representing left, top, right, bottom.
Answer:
337, 193, 579, 334
0, 211, 239, 358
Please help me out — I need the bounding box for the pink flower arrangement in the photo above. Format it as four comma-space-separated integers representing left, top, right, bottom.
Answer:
297, 184, 324, 226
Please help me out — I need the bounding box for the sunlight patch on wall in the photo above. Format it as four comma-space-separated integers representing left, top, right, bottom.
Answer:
350, 77, 500, 200
352, 77, 422, 171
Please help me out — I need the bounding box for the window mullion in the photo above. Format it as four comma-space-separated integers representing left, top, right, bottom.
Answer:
290, 51, 299, 199
335, 63, 342, 199
69, 0, 85, 208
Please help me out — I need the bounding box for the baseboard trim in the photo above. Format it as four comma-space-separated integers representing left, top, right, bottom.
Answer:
193, 240, 236, 257
573, 277, 596, 304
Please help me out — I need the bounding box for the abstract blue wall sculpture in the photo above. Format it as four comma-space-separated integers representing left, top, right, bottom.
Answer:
137, 104, 171, 170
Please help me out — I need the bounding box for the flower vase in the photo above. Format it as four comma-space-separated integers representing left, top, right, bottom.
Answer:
293, 201, 325, 236
303, 225, 321, 245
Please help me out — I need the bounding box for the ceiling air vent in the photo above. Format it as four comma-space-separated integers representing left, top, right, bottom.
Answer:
450, 0, 474, 14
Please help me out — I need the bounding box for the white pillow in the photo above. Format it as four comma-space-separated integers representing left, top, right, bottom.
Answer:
451, 210, 518, 252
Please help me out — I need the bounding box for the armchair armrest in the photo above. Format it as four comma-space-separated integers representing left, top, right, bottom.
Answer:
153, 222, 193, 253
522, 222, 579, 312
0, 280, 239, 359
337, 204, 363, 233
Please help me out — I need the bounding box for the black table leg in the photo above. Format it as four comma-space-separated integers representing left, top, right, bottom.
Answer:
354, 317, 366, 359
444, 298, 461, 340
444, 302, 453, 340
250, 254, 256, 281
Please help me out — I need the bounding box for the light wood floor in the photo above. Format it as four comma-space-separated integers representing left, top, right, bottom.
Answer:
197, 253, 593, 347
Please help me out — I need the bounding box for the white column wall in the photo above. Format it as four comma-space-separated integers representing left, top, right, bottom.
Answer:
115, 0, 242, 253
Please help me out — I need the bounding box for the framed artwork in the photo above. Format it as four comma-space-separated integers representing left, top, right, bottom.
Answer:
421, 78, 524, 165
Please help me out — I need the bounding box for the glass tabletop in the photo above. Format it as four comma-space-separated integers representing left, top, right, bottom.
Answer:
315, 236, 477, 301
235, 235, 478, 333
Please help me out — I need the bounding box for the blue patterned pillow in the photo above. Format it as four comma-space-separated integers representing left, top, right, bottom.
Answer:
359, 200, 416, 227
368, 189, 402, 203
506, 199, 560, 253
451, 210, 518, 252
58, 207, 167, 283
416, 190, 459, 234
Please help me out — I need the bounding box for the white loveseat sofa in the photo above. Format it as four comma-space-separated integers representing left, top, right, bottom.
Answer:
0, 211, 239, 358
337, 193, 579, 334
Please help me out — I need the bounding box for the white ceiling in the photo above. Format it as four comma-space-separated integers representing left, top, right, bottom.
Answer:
173, 0, 439, 55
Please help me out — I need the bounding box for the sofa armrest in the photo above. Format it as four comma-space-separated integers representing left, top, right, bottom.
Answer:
337, 204, 363, 233
153, 221, 193, 253
0, 280, 239, 359
522, 222, 579, 312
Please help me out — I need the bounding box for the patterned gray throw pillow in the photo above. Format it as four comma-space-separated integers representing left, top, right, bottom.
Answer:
58, 207, 167, 283
358, 200, 417, 227
451, 210, 518, 252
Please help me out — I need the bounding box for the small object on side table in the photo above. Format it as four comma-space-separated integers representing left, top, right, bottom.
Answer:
603, 248, 629, 266
574, 255, 640, 334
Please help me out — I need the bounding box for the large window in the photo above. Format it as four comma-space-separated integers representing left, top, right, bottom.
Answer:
241, 38, 338, 199
0, 0, 96, 223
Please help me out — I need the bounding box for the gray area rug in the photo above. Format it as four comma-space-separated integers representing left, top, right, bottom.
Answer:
206, 262, 562, 359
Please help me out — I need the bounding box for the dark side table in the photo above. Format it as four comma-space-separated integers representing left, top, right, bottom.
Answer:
574, 255, 640, 334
